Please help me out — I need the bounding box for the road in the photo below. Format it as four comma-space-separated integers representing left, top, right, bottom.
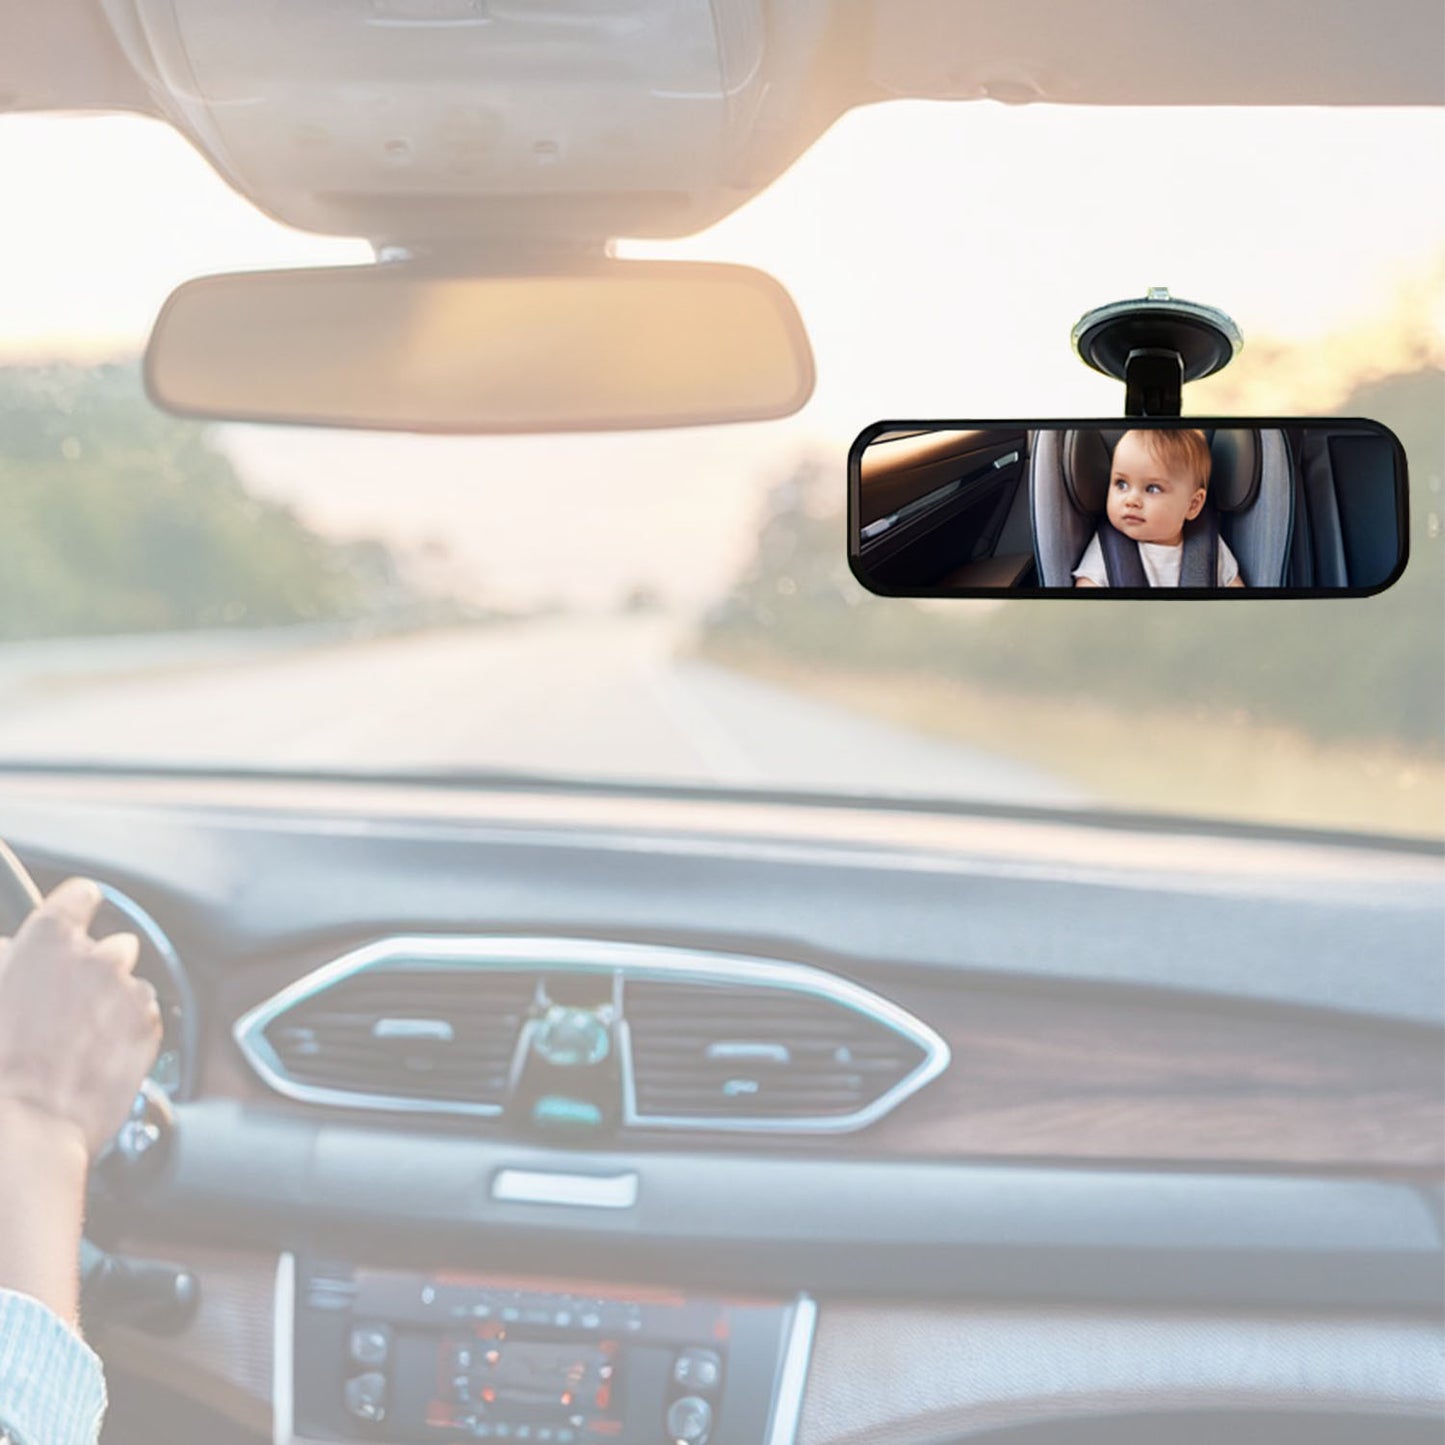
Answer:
0, 617, 1088, 807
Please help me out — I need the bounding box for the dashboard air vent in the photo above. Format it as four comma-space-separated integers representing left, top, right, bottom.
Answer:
623, 977, 938, 1130
236, 937, 948, 1132
252, 966, 536, 1113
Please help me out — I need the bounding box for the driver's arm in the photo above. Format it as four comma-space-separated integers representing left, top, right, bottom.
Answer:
0, 878, 163, 1445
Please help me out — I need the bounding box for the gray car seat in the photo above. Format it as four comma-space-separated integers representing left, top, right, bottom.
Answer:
1030, 428, 1294, 587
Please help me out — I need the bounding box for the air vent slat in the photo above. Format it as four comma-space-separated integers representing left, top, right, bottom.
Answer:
291, 998, 530, 1020
270, 1028, 513, 1047
279, 1063, 510, 1088
628, 1023, 879, 1041
290, 998, 531, 1017
633, 1050, 914, 1069
635, 1097, 865, 1116
270, 1051, 510, 1080
283, 1080, 505, 1104
634, 1063, 875, 1080
271, 1053, 512, 1080
272, 1052, 513, 1083
635, 1083, 870, 1100
274, 1024, 522, 1047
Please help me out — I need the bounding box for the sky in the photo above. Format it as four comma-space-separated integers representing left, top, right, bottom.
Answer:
0, 103, 1441, 609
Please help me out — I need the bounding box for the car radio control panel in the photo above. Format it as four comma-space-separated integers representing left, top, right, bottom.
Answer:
286, 1259, 814, 1445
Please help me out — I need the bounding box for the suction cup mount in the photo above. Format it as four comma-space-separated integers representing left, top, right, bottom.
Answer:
1072, 288, 1243, 416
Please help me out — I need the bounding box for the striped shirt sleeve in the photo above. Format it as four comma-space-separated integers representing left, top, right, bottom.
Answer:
0, 1289, 106, 1445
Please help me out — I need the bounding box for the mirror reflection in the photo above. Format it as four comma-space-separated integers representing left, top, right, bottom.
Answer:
850, 421, 1406, 596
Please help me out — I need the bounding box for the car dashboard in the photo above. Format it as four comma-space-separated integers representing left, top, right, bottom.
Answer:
1, 767, 1441, 1445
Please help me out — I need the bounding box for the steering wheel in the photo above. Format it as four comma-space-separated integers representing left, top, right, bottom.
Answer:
0, 838, 175, 1192
0, 837, 199, 1330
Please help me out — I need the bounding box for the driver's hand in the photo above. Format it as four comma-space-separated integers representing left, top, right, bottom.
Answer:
0, 877, 163, 1157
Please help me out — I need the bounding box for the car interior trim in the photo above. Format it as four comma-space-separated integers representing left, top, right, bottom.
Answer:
768, 1293, 819, 1445
860, 476, 965, 541
490, 1169, 640, 1211
272, 1250, 296, 1445
160, 1100, 1445, 1312
86, 1239, 1445, 1445
796, 1302, 1445, 1445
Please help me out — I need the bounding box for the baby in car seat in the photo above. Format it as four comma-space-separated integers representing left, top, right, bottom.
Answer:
1073, 428, 1245, 588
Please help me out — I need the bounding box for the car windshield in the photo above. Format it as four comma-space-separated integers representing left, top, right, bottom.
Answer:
0, 103, 1441, 838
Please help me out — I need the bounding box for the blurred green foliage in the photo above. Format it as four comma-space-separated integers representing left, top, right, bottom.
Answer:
0, 363, 406, 639
705, 369, 1445, 748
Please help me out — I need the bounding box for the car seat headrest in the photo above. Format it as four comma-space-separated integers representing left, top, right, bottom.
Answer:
1061, 430, 1119, 515
1062, 427, 1260, 518
1207, 429, 1261, 513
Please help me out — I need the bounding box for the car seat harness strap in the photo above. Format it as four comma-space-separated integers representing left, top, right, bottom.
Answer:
1098, 507, 1219, 587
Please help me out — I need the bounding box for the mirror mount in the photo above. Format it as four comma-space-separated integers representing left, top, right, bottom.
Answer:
1122, 348, 1185, 418
1072, 288, 1243, 417
374, 237, 610, 275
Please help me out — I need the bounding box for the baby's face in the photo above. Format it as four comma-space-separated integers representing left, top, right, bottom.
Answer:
1105, 432, 1207, 545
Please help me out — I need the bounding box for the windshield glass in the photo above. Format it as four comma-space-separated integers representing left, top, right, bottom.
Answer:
1, 104, 1441, 837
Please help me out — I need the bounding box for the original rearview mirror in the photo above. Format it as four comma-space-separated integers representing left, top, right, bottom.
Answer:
145, 261, 815, 434
849, 420, 1408, 597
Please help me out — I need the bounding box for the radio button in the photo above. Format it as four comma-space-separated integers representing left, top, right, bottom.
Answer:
343, 1372, 388, 1423
672, 1349, 722, 1394
349, 1325, 391, 1368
